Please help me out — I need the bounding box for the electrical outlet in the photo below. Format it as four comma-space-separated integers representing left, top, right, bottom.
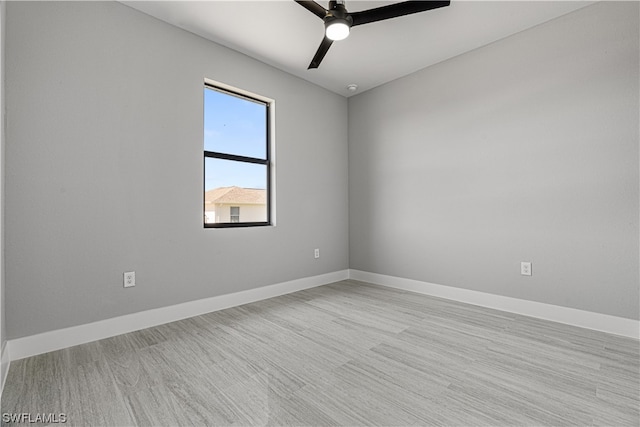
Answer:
520, 262, 532, 276
314, 248, 320, 259
124, 271, 136, 288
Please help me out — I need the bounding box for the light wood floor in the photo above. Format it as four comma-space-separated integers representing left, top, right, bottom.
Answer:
2, 280, 639, 426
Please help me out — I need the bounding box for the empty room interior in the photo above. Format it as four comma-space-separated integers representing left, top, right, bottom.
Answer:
0, 0, 638, 425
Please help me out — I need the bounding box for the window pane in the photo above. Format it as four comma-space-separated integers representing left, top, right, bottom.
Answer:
204, 87, 266, 159
204, 158, 268, 224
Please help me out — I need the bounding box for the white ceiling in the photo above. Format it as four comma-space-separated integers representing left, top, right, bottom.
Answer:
122, 1, 594, 97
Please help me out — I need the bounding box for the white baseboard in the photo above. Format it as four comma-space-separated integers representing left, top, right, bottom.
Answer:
0, 342, 10, 400
8, 270, 349, 361
349, 269, 639, 339
7, 268, 637, 363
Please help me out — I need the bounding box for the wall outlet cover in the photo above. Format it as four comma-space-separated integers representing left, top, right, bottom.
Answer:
521, 262, 532, 276
124, 271, 136, 287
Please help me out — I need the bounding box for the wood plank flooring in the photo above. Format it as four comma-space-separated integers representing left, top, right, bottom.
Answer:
2, 280, 639, 426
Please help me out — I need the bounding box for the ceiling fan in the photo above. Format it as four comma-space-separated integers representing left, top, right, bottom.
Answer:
295, 0, 451, 69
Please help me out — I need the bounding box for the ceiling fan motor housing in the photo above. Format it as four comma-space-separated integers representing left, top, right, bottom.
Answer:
325, 2, 353, 27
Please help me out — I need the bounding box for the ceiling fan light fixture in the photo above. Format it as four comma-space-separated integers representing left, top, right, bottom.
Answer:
325, 19, 350, 41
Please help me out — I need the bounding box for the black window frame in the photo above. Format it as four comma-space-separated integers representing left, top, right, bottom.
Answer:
203, 83, 272, 228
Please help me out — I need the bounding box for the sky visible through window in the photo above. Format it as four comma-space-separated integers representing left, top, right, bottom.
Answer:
204, 88, 267, 192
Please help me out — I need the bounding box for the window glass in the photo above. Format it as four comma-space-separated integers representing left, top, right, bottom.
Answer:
204, 89, 266, 159
204, 84, 271, 227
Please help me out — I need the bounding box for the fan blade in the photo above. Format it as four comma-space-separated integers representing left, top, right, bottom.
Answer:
308, 36, 334, 69
294, 0, 327, 19
350, 1, 450, 27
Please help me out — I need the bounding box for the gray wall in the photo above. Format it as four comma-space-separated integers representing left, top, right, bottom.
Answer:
5, 0, 639, 341
5, 1, 349, 339
348, 2, 639, 320
1, 0, 6, 353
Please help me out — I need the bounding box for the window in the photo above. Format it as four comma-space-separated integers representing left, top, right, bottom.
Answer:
203, 82, 272, 228
230, 206, 240, 223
